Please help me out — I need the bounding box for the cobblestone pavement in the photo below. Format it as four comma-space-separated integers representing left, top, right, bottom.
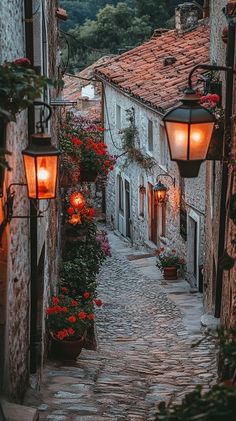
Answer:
36, 230, 217, 421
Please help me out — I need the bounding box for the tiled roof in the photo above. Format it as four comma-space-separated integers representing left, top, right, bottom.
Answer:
95, 23, 210, 112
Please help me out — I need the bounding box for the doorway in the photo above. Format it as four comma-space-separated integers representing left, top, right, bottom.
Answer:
116, 174, 131, 239
148, 182, 158, 245
188, 211, 200, 288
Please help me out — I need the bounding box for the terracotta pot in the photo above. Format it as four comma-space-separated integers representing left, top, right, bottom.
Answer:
50, 333, 86, 360
79, 167, 98, 182
163, 266, 178, 280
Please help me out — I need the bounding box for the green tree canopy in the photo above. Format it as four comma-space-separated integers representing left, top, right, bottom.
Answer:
67, 2, 151, 70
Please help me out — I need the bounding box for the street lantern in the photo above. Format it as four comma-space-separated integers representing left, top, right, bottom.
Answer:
153, 181, 167, 204
69, 191, 86, 209
163, 89, 215, 177
22, 132, 60, 200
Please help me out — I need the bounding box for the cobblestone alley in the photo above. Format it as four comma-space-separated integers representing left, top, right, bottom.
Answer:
35, 230, 217, 421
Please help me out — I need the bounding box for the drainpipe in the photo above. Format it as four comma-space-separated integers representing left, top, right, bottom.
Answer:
24, 0, 38, 373
215, 19, 235, 318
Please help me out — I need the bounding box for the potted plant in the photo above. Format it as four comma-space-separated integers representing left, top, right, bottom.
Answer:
46, 294, 95, 359
155, 247, 186, 280
59, 114, 116, 182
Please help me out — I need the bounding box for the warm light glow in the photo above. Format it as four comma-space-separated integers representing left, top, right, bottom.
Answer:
165, 122, 188, 160
191, 131, 201, 142
38, 168, 49, 181
189, 123, 214, 159
69, 192, 86, 209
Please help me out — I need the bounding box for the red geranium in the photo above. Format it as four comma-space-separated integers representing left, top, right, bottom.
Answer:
94, 299, 103, 307
83, 292, 90, 299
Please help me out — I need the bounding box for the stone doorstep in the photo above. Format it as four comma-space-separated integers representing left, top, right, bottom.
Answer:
0, 399, 39, 421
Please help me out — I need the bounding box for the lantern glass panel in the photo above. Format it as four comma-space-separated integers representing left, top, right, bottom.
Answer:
165, 122, 188, 160
36, 156, 58, 199
189, 122, 215, 159
23, 155, 36, 198
23, 154, 58, 199
157, 190, 166, 203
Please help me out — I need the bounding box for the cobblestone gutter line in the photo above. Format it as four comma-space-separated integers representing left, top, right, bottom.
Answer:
35, 231, 217, 421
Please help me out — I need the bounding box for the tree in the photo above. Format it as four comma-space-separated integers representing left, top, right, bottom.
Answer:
67, 2, 151, 70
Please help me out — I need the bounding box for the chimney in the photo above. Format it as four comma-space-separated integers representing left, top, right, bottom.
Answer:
175, 3, 199, 34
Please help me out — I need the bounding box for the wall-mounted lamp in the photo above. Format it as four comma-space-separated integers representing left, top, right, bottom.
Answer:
163, 64, 236, 177
22, 102, 60, 199
153, 173, 175, 204
0, 102, 60, 240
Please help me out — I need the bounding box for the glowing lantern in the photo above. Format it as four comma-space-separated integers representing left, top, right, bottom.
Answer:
163, 89, 215, 177
153, 181, 167, 204
69, 192, 86, 209
22, 133, 60, 199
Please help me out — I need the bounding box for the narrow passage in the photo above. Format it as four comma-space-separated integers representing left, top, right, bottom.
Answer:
38, 230, 217, 421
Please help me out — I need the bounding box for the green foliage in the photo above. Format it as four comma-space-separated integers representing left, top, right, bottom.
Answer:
155, 384, 236, 421
60, 224, 107, 296
120, 109, 155, 171
64, 2, 151, 70
217, 328, 236, 381
0, 58, 52, 121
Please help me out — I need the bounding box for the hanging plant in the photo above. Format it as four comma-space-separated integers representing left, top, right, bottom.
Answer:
0, 57, 55, 121
59, 113, 116, 181
120, 108, 155, 171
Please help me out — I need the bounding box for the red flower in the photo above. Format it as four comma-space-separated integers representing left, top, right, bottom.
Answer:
67, 327, 75, 336
160, 247, 165, 252
72, 137, 83, 147
83, 292, 90, 299
68, 316, 76, 323
87, 208, 95, 218
87, 313, 95, 321
67, 207, 74, 215
52, 297, 60, 305
71, 299, 78, 306
14, 57, 31, 66
172, 249, 176, 253
94, 299, 103, 307
78, 311, 87, 320
61, 287, 68, 293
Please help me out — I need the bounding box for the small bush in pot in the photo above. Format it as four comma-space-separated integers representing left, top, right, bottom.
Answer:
155, 247, 186, 279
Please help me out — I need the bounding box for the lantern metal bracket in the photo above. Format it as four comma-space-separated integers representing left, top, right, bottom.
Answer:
188, 63, 236, 91
0, 183, 44, 240
156, 173, 176, 188
34, 101, 52, 133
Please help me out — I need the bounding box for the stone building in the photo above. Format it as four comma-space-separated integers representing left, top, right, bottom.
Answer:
203, 0, 236, 329
96, 3, 210, 290
0, 0, 61, 403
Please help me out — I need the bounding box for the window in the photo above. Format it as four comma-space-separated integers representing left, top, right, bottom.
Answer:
148, 119, 153, 152
159, 125, 168, 168
116, 104, 121, 130
139, 176, 145, 217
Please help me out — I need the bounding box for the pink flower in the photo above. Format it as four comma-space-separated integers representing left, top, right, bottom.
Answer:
14, 57, 31, 66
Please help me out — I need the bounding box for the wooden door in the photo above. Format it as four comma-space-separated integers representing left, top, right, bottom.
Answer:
148, 183, 158, 245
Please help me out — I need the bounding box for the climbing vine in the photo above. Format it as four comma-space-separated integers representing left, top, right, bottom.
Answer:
120, 108, 156, 171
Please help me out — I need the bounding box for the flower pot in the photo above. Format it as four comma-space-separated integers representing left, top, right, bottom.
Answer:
50, 333, 86, 360
79, 167, 98, 182
163, 266, 178, 280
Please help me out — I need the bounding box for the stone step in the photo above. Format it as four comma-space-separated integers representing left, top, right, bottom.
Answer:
0, 400, 39, 421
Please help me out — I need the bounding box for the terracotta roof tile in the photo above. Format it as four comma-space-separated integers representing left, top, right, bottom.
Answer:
96, 24, 210, 112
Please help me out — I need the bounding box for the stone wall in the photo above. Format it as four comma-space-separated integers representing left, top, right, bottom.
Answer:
104, 83, 206, 285
0, 0, 61, 401
203, 0, 228, 315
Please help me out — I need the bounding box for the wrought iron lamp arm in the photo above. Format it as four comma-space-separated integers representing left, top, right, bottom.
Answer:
188, 64, 236, 90
156, 173, 175, 188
